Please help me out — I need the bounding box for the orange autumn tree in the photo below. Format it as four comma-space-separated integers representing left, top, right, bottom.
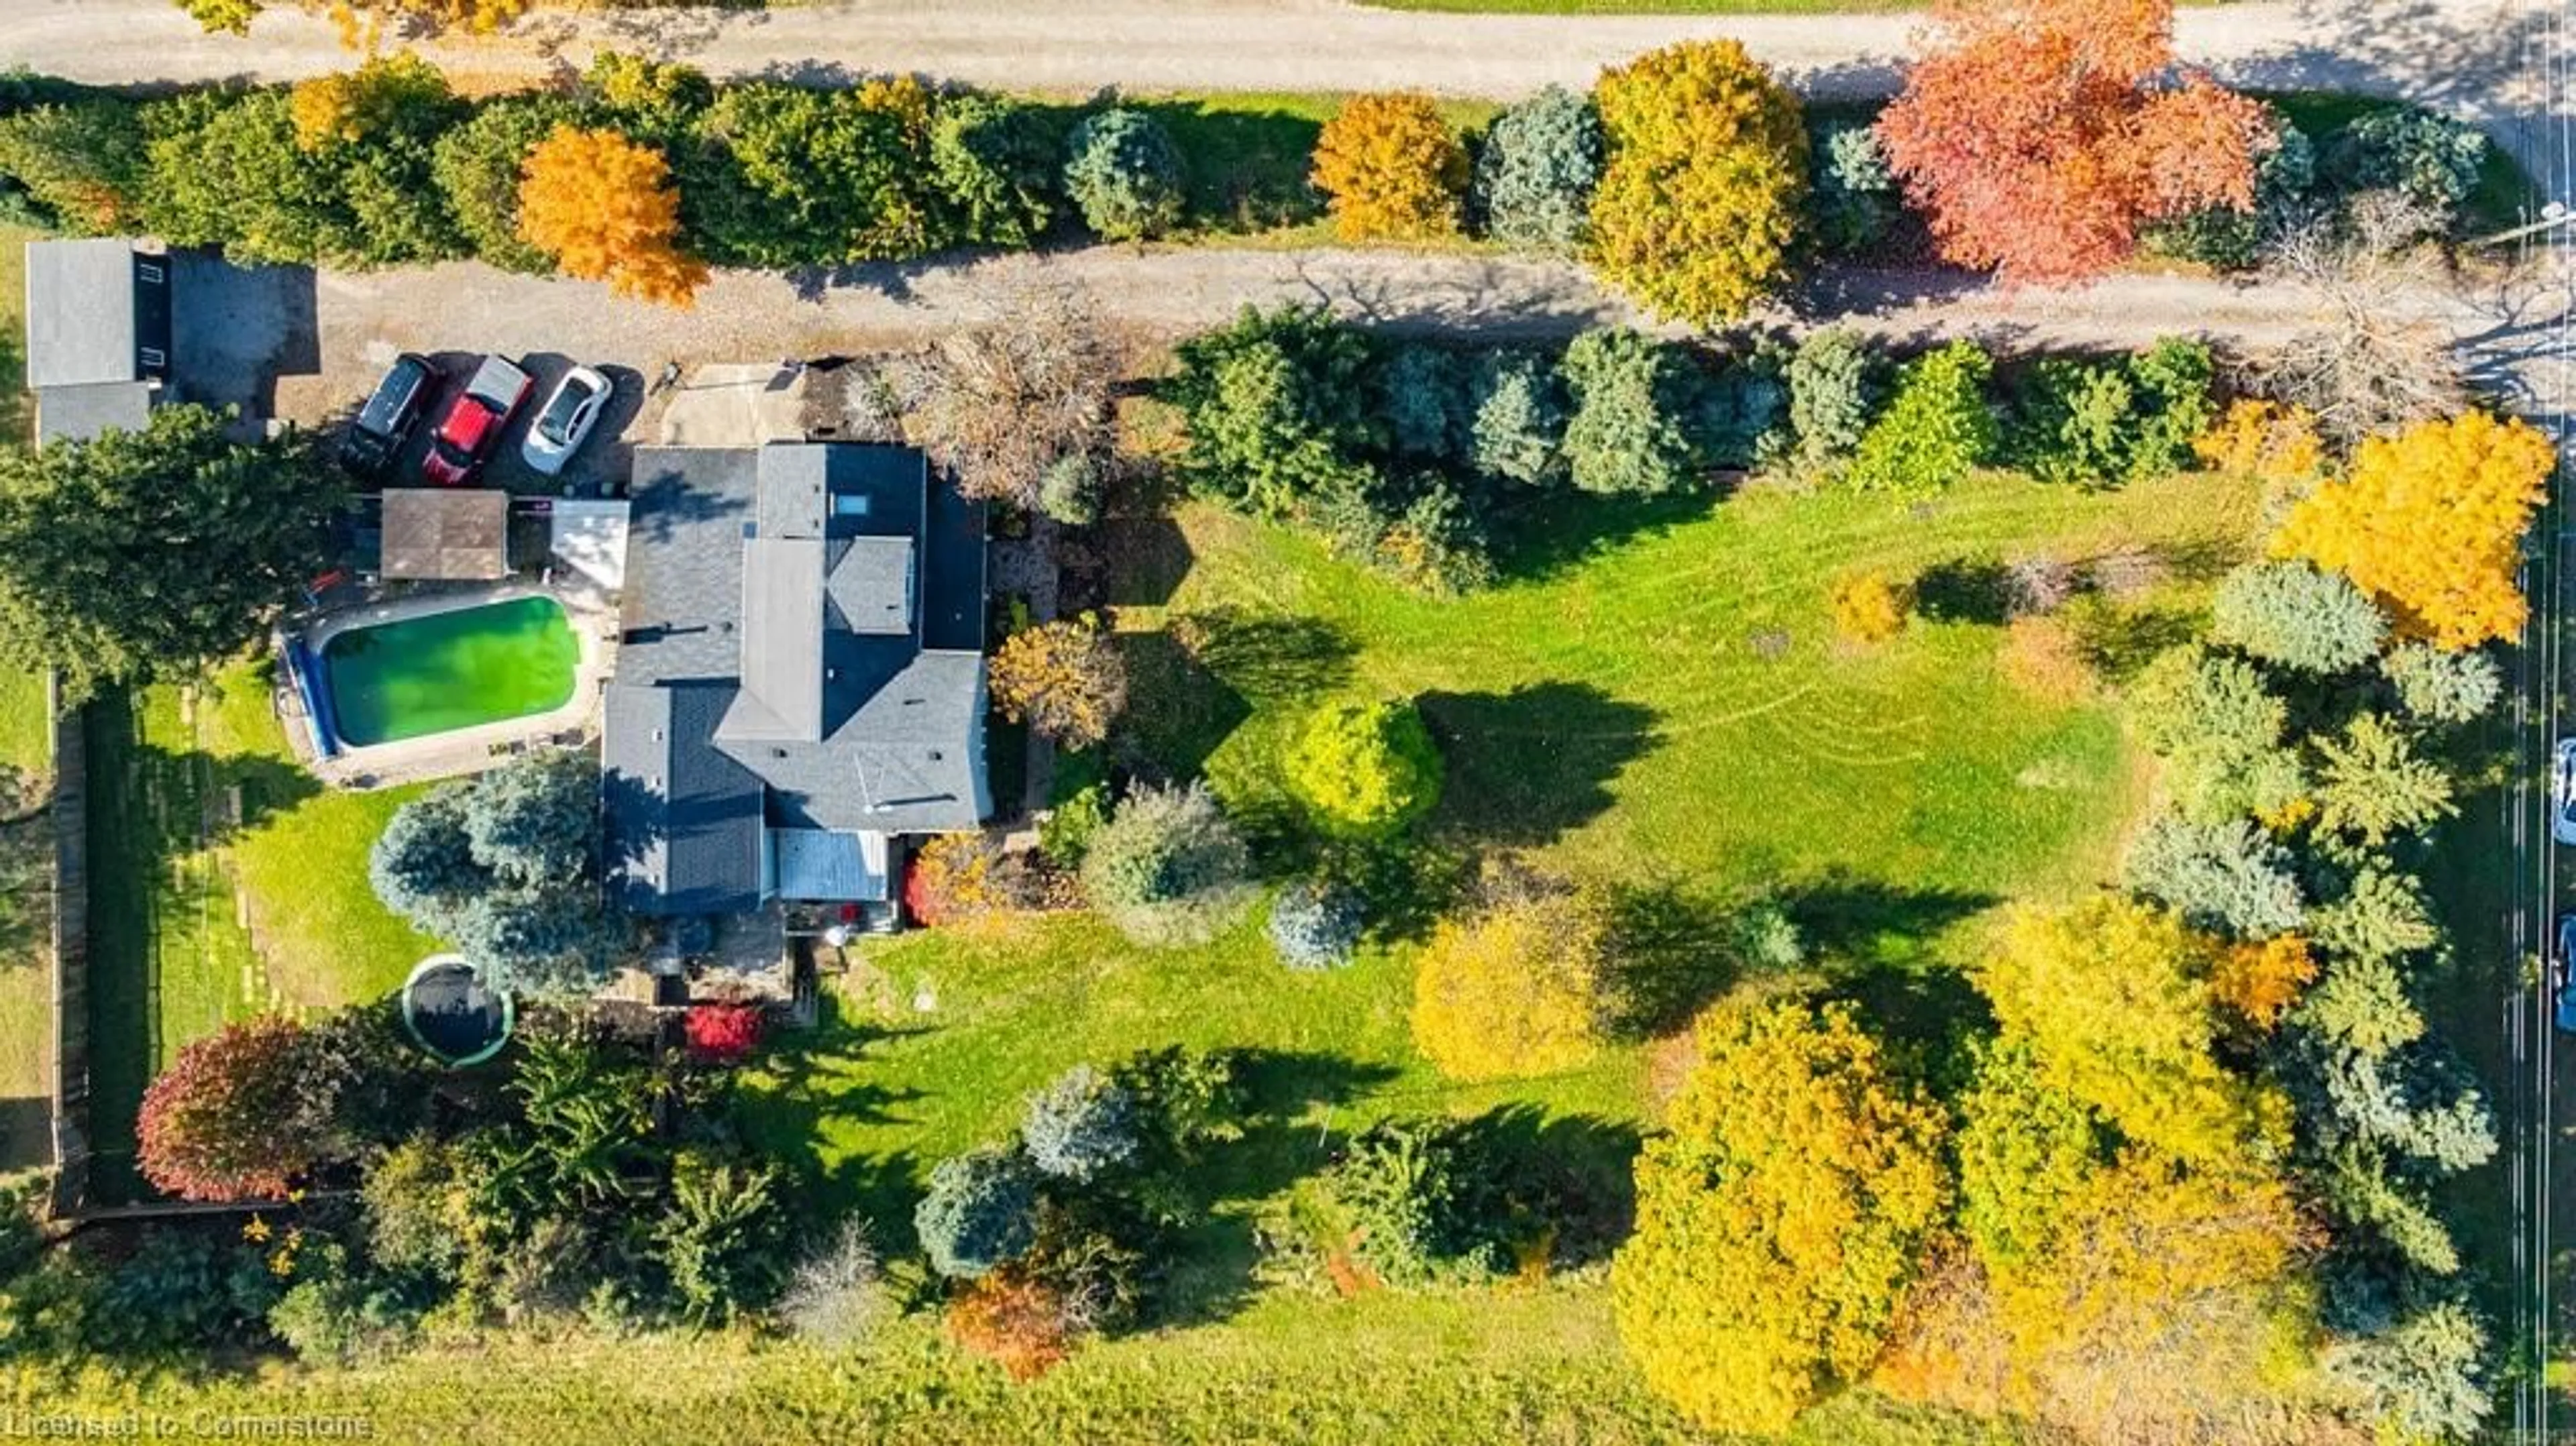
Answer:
1875, 0, 2274, 284
2273, 410, 2556, 649
516, 125, 710, 308
1310, 93, 1469, 242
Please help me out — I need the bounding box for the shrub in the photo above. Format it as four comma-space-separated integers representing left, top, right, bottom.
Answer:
1589, 40, 1810, 325
1168, 306, 1378, 518
1830, 572, 1909, 645
138, 1015, 336, 1201
657, 1151, 791, 1325
0, 100, 148, 233
930, 93, 1061, 248
2322, 110, 2487, 233
1411, 889, 1612, 1081
1282, 698, 1444, 840
989, 615, 1129, 750
683, 1003, 763, 1064
1784, 328, 1880, 466
1039, 782, 1112, 868
2146, 112, 2315, 269
1038, 452, 1104, 526
2126, 646, 2304, 822
1810, 121, 1900, 254
2123, 813, 2306, 939
2321, 1300, 2491, 1445
1999, 616, 2098, 703
1846, 341, 1996, 497
1559, 328, 1701, 495
1373, 343, 1466, 461
2381, 643, 2502, 724
1021, 1064, 1140, 1182
430, 95, 578, 274
1466, 349, 1567, 485
1613, 999, 1947, 1435
266, 1245, 419, 1365
1303, 1115, 1512, 1288
137, 84, 460, 269
1269, 879, 1367, 970
2210, 560, 2386, 674
2312, 712, 2458, 846
1471, 85, 1602, 253
684, 80, 943, 266
360, 1136, 468, 1283
1111, 1046, 1250, 1176
517, 125, 706, 306
1063, 107, 1185, 241
904, 832, 1024, 928
777, 1220, 892, 1347
916, 1148, 1042, 1280
1080, 781, 1256, 947
1375, 480, 1496, 596
1311, 92, 1468, 242
948, 1264, 1081, 1380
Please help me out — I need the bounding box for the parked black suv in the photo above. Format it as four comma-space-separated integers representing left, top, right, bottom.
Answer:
339, 353, 439, 476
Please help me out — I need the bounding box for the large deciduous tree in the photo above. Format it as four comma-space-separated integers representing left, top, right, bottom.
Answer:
0, 405, 342, 700
138, 1015, 339, 1201
988, 615, 1130, 750
1612, 997, 1947, 1436
1411, 887, 1612, 1082
2273, 409, 2555, 650
1875, 0, 2274, 284
517, 124, 708, 307
1588, 40, 1809, 325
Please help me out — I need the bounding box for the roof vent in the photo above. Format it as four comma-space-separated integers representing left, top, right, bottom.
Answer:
771, 747, 790, 760
927, 750, 943, 762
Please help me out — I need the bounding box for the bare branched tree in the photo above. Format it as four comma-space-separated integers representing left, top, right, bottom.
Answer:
892, 282, 1125, 513
2251, 191, 2467, 447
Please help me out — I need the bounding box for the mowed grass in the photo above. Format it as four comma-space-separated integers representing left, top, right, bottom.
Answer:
6, 1289, 2039, 1446
1123, 471, 2249, 909
0, 669, 52, 1173
80, 664, 436, 1201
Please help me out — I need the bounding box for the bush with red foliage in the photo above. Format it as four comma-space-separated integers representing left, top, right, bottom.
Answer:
947, 1265, 1080, 1380
138, 1014, 333, 1201
684, 1003, 764, 1064
1875, 0, 2273, 284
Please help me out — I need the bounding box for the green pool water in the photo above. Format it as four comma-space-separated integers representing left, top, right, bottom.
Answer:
322, 596, 579, 748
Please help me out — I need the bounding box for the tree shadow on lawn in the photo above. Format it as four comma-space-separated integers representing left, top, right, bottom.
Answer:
1419, 683, 1658, 850
737, 994, 933, 1231
1114, 608, 1356, 780
1483, 488, 1719, 586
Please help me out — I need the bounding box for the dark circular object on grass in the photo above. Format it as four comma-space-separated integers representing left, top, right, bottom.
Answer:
399, 953, 515, 1067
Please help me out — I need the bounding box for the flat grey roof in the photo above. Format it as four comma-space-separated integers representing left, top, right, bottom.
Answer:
25, 239, 138, 391
380, 488, 510, 581
34, 380, 153, 446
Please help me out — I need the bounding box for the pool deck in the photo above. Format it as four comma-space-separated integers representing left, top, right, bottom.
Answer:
284, 575, 622, 790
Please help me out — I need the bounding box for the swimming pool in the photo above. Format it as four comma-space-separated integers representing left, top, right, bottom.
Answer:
320, 595, 580, 748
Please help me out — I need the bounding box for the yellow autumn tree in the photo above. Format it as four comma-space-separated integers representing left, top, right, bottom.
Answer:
178, 0, 531, 44
1589, 40, 1810, 325
1978, 898, 2283, 1168
2211, 933, 2317, 1030
288, 52, 451, 152
1613, 997, 1949, 1436
2273, 409, 2555, 649
1309, 93, 1469, 243
1410, 888, 1611, 1081
516, 125, 710, 309
988, 616, 1129, 750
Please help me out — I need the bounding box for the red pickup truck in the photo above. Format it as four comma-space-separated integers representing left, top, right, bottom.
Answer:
419, 354, 533, 486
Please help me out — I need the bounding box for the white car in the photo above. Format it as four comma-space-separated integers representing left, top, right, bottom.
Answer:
2555, 739, 2576, 846
520, 366, 612, 476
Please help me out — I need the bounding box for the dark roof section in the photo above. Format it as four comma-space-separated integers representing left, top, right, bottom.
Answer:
24, 239, 172, 446
605, 441, 991, 914
602, 680, 764, 916
380, 488, 510, 581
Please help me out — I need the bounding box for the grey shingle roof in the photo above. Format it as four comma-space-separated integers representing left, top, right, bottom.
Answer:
605, 441, 990, 914
602, 681, 764, 916
380, 488, 510, 581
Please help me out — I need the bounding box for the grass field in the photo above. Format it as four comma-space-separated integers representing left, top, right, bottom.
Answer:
79, 665, 436, 1201
0, 225, 51, 1172
7, 1290, 2039, 1446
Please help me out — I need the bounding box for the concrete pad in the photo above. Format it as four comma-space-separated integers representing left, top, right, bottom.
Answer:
655, 364, 810, 447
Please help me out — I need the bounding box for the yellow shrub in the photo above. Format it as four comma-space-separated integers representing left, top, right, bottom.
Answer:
1831, 571, 1910, 645
2211, 934, 2316, 1030
517, 125, 708, 308
1310, 93, 1468, 243
1410, 892, 1609, 1081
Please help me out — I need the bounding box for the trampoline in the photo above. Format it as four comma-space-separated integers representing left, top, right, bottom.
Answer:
400, 954, 515, 1067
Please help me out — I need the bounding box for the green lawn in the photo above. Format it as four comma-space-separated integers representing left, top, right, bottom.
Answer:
0, 228, 52, 1173
14, 1291, 2037, 1446
80, 663, 437, 1202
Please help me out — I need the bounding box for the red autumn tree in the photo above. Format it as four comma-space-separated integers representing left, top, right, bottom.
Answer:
1874, 0, 2274, 284
138, 1015, 332, 1201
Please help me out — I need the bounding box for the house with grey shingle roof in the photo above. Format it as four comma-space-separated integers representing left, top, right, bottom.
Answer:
600, 442, 990, 928
23, 237, 173, 446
